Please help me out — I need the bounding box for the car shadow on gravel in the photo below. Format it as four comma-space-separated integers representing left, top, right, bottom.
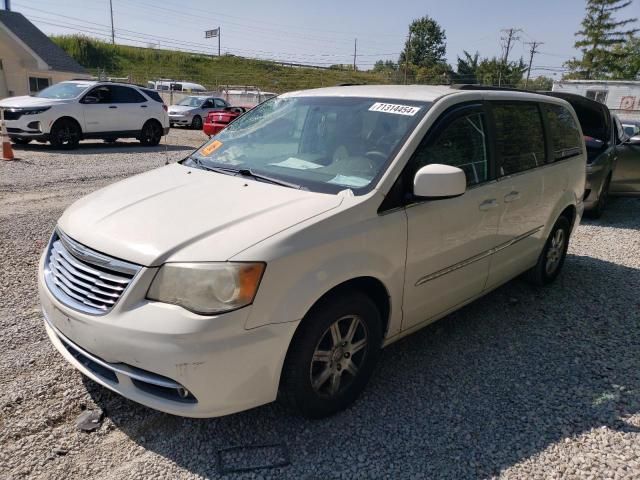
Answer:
81, 247, 640, 479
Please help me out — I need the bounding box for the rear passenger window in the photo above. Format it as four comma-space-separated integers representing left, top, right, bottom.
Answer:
111, 86, 146, 103
543, 104, 582, 161
493, 103, 546, 175
413, 111, 489, 186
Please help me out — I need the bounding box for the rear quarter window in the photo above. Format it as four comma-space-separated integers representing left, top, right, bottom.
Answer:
543, 103, 583, 161
141, 88, 164, 103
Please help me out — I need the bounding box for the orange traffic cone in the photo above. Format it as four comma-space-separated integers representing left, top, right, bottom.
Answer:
2, 139, 14, 161
1, 109, 15, 161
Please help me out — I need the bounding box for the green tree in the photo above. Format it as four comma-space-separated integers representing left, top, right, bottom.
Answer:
565, 0, 638, 79
476, 57, 527, 87
398, 16, 447, 68
372, 60, 398, 73
517, 75, 554, 91
609, 35, 640, 79
452, 50, 480, 84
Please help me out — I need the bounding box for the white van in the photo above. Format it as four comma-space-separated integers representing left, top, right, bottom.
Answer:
39, 85, 585, 418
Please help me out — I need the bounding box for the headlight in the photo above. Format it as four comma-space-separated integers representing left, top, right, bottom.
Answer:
147, 262, 265, 314
20, 107, 51, 115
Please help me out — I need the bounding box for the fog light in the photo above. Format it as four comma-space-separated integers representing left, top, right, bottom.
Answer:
27, 121, 41, 132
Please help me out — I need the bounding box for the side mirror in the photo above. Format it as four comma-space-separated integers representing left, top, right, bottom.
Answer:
413, 164, 466, 199
82, 96, 99, 104
626, 135, 640, 145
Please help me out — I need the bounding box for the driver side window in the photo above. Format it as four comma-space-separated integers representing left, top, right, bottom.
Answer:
413, 110, 489, 186
83, 86, 112, 104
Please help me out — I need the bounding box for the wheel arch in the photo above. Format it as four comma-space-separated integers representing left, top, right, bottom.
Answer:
50, 116, 83, 136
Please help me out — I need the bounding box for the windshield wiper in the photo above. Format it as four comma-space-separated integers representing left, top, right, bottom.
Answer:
236, 168, 303, 189
185, 158, 302, 189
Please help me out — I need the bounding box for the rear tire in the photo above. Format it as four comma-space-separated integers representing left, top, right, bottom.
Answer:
191, 115, 203, 130
279, 290, 382, 419
139, 120, 162, 146
585, 175, 610, 219
525, 215, 570, 286
49, 119, 81, 149
10, 137, 32, 145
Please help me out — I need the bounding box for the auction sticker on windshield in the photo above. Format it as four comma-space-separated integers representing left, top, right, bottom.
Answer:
201, 140, 223, 156
369, 103, 421, 116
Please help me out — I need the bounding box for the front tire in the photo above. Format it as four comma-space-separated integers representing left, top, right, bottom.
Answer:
526, 215, 570, 286
279, 290, 382, 419
191, 115, 203, 130
139, 120, 162, 146
49, 119, 81, 149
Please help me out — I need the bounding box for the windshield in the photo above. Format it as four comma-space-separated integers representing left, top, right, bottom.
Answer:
35, 82, 91, 99
186, 96, 429, 194
178, 97, 205, 107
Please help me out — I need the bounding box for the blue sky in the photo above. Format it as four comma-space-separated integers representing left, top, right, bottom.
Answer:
10, 0, 636, 78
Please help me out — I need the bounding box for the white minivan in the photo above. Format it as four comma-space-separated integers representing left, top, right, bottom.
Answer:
39, 85, 585, 418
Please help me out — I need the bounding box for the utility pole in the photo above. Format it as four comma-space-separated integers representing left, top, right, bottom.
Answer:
218, 26, 221, 56
109, 0, 115, 45
353, 38, 357, 71
498, 28, 521, 86
403, 31, 412, 85
524, 41, 543, 89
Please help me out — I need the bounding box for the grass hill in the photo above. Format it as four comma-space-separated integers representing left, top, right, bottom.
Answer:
52, 35, 390, 92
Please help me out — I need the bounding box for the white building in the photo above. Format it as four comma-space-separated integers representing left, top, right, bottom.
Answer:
0, 9, 90, 98
552, 80, 640, 121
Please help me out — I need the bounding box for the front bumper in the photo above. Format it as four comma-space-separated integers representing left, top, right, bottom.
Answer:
39, 254, 298, 418
168, 114, 192, 125
4, 117, 47, 138
584, 167, 607, 210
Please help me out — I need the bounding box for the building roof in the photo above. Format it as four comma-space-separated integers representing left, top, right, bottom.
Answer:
0, 10, 87, 74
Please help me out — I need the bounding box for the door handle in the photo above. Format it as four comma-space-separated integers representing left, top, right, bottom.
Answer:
479, 199, 499, 211
109, 106, 117, 109
140, 105, 148, 108
504, 191, 521, 202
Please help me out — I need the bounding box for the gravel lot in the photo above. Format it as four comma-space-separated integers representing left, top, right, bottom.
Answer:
1, 129, 639, 479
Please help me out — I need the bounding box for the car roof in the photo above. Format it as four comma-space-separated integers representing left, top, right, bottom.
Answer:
282, 84, 560, 104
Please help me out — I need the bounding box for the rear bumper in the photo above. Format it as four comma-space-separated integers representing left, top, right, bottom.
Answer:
203, 123, 226, 136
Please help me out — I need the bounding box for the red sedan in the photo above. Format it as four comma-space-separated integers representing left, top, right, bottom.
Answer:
203, 107, 249, 137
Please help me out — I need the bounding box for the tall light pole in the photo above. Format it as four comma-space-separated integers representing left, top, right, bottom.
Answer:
109, 0, 115, 44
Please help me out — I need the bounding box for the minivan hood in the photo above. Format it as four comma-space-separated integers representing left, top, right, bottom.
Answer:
58, 164, 343, 266
0, 95, 67, 108
545, 92, 611, 143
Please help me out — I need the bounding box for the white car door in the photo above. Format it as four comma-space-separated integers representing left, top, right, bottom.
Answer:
401, 104, 503, 331
485, 102, 546, 289
80, 86, 119, 133
109, 85, 150, 132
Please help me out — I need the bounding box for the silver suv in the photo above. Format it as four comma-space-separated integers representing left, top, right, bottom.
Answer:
168, 96, 230, 129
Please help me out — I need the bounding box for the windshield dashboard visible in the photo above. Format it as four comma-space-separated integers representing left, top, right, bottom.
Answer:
185, 96, 430, 194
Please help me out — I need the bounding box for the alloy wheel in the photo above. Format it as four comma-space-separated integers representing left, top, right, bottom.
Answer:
309, 314, 368, 397
545, 228, 565, 275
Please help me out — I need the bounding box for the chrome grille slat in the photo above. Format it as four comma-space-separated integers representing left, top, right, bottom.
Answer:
52, 243, 130, 284
50, 260, 122, 298
44, 230, 141, 315
50, 253, 125, 292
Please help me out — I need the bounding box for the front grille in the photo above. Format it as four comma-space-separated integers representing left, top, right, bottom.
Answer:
3, 109, 22, 120
44, 230, 141, 315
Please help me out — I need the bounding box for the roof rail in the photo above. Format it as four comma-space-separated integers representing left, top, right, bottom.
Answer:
450, 84, 539, 94
336, 83, 367, 87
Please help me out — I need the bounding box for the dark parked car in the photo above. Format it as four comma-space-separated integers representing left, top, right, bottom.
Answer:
611, 119, 640, 196
546, 92, 621, 218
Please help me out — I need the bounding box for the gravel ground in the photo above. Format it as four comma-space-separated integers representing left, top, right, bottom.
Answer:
1, 130, 639, 479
